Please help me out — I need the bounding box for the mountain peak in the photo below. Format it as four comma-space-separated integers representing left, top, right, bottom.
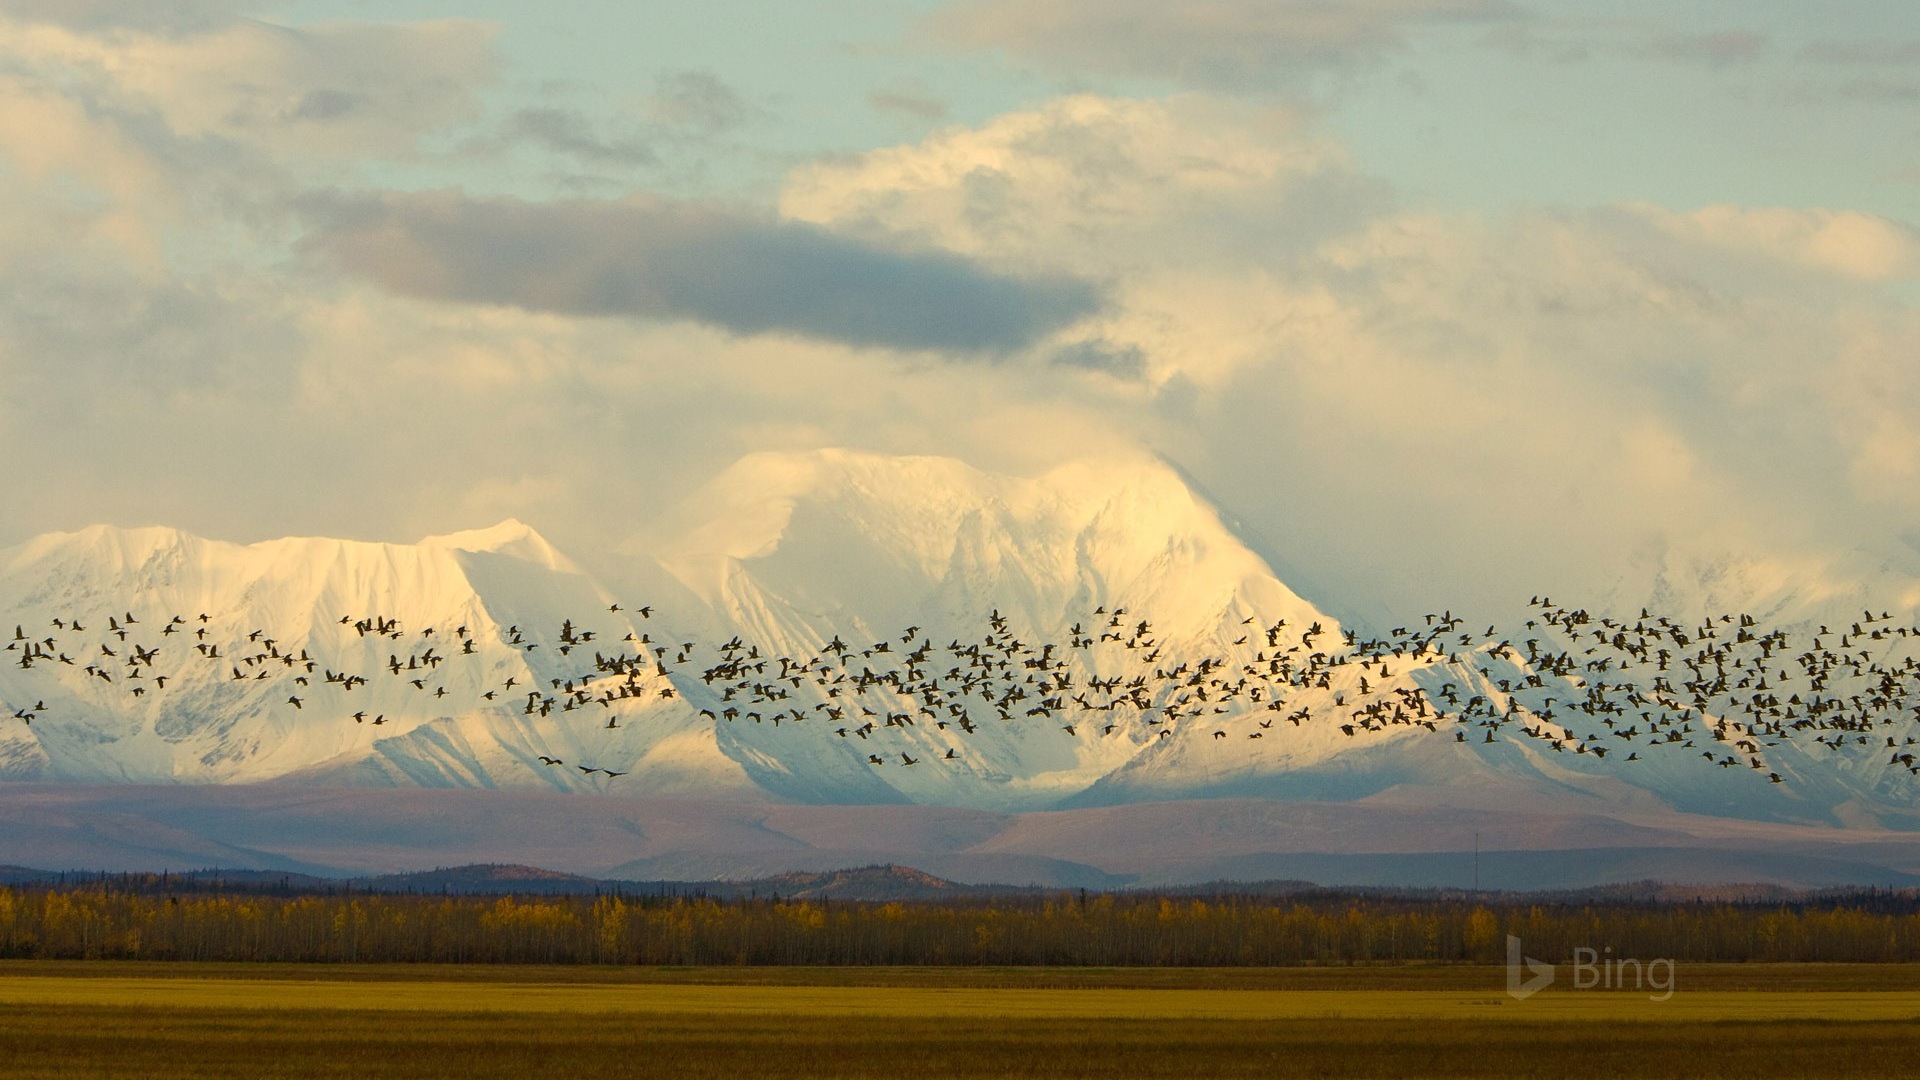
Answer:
7, 522, 196, 555
651, 445, 1326, 655
662, 446, 1204, 563
420, 519, 576, 572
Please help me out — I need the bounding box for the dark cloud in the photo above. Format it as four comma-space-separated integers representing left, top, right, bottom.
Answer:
924, 0, 1520, 90
300, 191, 1102, 354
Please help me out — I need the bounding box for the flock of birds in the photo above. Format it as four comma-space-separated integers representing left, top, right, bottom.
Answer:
6, 594, 1920, 790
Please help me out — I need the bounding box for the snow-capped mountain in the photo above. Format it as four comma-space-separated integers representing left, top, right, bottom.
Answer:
2, 448, 1918, 828
1587, 535, 1920, 631
0, 521, 754, 798
638, 449, 1333, 806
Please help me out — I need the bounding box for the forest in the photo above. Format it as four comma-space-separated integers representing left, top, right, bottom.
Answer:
1, 881, 1915, 966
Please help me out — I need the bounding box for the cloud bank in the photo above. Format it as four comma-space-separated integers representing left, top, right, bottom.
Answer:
2, 4, 1918, 627
782, 94, 1920, 615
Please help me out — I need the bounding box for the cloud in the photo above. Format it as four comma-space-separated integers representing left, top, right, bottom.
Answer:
0, 16, 496, 163
782, 94, 1382, 389
2, 36, 1916, 635
779, 93, 1920, 618
1643, 30, 1767, 67
1800, 40, 1920, 66
1484, 22, 1784, 71
923, 0, 1519, 89
1633, 204, 1920, 281
1048, 339, 1147, 378
1168, 203, 1920, 617
0, 9, 504, 418
868, 90, 948, 123
646, 70, 752, 132
299, 190, 1102, 354
460, 72, 759, 184
783, 94, 1371, 274
0, 0, 265, 33
1807, 78, 1920, 103
498, 106, 656, 165
0, 8, 1123, 557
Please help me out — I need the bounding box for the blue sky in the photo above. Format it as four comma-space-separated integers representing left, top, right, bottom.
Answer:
257, 0, 1920, 217
1, 0, 1917, 618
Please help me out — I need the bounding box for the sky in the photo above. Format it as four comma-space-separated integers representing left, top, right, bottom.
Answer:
1, 0, 1917, 621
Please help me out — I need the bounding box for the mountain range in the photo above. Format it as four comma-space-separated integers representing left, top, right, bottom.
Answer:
3, 448, 1919, 886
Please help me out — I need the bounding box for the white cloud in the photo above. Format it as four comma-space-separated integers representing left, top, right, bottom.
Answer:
1634, 204, 1920, 281
782, 94, 1920, 617
782, 94, 1378, 386
783, 94, 1362, 273
0, 16, 1127, 559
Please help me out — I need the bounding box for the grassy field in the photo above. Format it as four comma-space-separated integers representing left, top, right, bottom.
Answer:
1, 964, 1915, 1078
5, 960, 1916, 991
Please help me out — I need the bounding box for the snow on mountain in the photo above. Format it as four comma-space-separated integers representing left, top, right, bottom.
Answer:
637, 449, 1920, 824
643, 448, 1335, 807
652, 448, 1316, 640
1583, 539, 1920, 629
0, 450, 1355, 810
2, 450, 1918, 829
0, 522, 755, 798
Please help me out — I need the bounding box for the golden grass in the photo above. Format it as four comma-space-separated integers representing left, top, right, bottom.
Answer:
1, 1005, 1914, 1080
1, 965, 1915, 1078
3, 960, 1915, 992
2, 973, 1918, 1023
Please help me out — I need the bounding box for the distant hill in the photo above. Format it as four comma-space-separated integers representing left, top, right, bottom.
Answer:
2, 860, 1915, 910
357, 863, 605, 894
0, 860, 1039, 901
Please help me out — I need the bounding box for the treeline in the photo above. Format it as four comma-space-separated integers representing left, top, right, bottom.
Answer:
1, 887, 1918, 965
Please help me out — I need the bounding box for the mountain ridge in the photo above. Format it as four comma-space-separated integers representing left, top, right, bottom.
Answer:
3, 448, 1919, 832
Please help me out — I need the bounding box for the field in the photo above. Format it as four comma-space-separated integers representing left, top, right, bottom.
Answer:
1, 963, 1915, 1078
